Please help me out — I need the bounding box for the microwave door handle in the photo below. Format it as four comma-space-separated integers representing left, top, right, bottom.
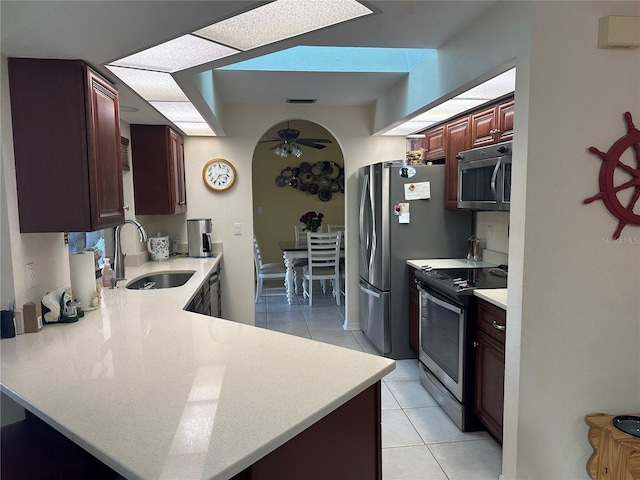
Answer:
490, 158, 502, 203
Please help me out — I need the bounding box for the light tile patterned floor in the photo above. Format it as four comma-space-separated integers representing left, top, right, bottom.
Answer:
256, 288, 502, 479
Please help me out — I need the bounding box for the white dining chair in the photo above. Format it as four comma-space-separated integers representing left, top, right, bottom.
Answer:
302, 231, 342, 306
293, 225, 322, 294
253, 235, 287, 303
327, 224, 345, 233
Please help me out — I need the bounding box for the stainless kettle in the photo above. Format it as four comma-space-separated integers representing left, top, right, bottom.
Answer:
467, 235, 481, 261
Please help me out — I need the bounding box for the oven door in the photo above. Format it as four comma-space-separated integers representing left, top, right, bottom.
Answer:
417, 284, 466, 402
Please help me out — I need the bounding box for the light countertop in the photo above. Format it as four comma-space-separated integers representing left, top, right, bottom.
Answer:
1, 255, 394, 479
474, 289, 508, 309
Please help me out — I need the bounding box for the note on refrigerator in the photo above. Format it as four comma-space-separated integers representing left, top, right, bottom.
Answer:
404, 181, 431, 200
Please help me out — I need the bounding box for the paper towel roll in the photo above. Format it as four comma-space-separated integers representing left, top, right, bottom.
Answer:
69, 252, 96, 311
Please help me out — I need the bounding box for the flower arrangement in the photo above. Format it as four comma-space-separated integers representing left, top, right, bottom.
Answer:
300, 211, 324, 232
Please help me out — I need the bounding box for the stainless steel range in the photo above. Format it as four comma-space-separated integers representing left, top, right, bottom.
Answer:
414, 265, 507, 430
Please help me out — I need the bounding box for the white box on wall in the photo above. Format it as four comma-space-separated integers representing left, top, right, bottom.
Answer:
598, 16, 640, 49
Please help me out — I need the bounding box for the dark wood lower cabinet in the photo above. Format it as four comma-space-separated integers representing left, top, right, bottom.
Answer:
474, 299, 506, 444
232, 382, 382, 480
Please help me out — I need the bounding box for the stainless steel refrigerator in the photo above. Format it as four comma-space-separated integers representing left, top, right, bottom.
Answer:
358, 162, 472, 359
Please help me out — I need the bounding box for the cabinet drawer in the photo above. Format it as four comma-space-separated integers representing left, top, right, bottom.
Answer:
476, 299, 506, 343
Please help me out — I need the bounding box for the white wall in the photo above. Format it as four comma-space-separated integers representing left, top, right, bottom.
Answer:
1, 56, 70, 308
508, 2, 640, 478
181, 103, 403, 327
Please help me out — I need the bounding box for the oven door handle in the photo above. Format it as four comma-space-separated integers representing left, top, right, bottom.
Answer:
418, 286, 463, 314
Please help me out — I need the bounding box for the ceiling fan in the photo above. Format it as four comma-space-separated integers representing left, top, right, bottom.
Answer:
259, 121, 332, 157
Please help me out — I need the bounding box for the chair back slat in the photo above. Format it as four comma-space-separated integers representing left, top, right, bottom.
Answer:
306, 231, 341, 272
295, 225, 322, 244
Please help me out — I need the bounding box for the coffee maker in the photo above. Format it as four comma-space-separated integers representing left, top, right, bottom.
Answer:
187, 218, 214, 257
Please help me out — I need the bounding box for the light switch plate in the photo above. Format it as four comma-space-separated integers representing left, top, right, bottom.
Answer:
234, 223, 242, 235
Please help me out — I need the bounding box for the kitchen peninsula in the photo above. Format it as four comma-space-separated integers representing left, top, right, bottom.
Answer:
1, 256, 394, 479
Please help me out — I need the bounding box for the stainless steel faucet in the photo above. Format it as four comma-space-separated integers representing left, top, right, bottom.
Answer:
113, 220, 148, 285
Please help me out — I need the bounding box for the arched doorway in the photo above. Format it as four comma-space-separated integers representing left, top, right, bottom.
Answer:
251, 118, 346, 310
252, 119, 344, 263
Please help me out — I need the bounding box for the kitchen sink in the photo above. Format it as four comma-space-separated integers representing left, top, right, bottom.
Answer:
126, 271, 195, 290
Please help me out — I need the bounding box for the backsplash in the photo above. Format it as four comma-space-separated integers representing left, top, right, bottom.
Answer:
475, 211, 510, 256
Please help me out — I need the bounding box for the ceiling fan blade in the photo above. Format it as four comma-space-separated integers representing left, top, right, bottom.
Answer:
259, 138, 281, 143
299, 138, 332, 144
296, 139, 328, 149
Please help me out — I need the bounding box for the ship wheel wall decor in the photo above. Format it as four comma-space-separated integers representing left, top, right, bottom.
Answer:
584, 112, 640, 239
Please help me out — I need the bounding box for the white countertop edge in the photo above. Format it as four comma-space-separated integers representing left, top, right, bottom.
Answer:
474, 289, 508, 309
2, 254, 396, 479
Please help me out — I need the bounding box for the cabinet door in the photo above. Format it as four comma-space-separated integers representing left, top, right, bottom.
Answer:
131, 125, 187, 215
444, 117, 470, 209
8, 58, 124, 232
470, 106, 497, 148
424, 126, 445, 161
496, 100, 515, 143
408, 268, 419, 354
475, 330, 505, 444
86, 69, 125, 229
169, 129, 187, 213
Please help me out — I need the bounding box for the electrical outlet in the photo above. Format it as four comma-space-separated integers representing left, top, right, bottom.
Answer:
486, 226, 493, 240
257, 207, 263, 214
234, 223, 242, 235
26, 263, 36, 289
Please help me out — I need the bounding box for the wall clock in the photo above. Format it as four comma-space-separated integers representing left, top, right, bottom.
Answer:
203, 158, 237, 192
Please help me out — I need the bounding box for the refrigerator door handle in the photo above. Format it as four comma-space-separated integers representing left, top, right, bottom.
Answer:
359, 172, 370, 275
369, 171, 377, 276
359, 284, 381, 298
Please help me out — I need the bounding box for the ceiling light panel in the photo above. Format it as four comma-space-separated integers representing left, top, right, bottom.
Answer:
457, 68, 516, 100
413, 99, 490, 122
194, 0, 372, 51
106, 66, 188, 101
149, 102, 207, 123
175, 123, 216, 136
384, 121, 436, 136
110, 35, 239, 73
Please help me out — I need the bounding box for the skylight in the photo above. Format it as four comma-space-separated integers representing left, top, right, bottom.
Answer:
105, 0, 374, 136
383, 68, 516, 136
217, 46, 434, 73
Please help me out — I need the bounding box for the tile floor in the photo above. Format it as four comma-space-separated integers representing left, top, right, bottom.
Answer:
255, 287, 502, 480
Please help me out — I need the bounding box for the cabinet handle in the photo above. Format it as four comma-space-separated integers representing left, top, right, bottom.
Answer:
492, 320, 506, 331
473, 341, 479, 347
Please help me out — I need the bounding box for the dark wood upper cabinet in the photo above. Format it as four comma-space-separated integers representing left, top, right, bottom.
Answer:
470, 98, 515, 148
419, 95, 514, 210
130, 125, 187, 215
8, 58, 124, 232
424, 126, 445, 161
444, 117, 470, 210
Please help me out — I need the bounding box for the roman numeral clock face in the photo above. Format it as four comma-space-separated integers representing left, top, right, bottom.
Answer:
203, 158, 237, 192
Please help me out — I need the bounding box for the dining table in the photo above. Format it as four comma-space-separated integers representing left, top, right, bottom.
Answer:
279, 240, 345, 304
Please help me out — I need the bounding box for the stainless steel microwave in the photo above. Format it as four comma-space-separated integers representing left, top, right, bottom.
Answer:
457, 141, 512, 211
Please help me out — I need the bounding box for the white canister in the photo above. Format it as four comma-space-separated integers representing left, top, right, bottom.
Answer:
147, 233, 170, 261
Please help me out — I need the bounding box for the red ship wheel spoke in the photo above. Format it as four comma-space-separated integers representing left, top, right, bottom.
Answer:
584, 111, 640, 239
